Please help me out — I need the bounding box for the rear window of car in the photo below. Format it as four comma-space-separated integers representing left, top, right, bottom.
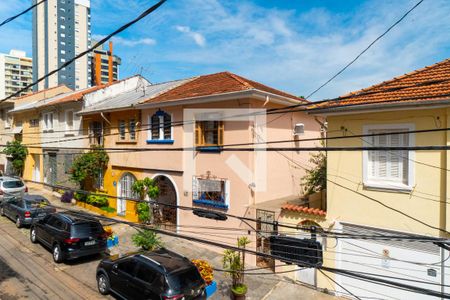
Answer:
71, 222, 104, 237
3, 180, 24, 188
167, 267, 203, 290
25, 198, 50, 209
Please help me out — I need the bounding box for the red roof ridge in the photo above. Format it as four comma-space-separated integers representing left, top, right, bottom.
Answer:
343, 58, 450, 98
281, 203, 326, 217
225, 72, 254, 89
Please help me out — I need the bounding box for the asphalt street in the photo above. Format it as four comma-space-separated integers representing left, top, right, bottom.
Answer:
0, 215, 110, 300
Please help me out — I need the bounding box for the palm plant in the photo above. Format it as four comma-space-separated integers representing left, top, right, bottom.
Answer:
222, 237, 251, 298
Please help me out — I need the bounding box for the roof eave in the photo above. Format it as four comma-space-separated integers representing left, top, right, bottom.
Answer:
136, 89, 305, 109
308, 98, 450, 116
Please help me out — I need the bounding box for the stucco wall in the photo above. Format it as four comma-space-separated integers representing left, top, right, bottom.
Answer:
326, 107, 449, 237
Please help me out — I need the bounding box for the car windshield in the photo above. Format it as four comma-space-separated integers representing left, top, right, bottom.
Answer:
167, 267, 203, 290
25, 198, 50, 209
71, 222, 104, 237
3, 180, 24, 188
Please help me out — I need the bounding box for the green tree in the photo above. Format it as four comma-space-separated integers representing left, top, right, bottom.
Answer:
301, 151, 326, 196
132, 177, 160, 223
3, 140, 28, 176
223, 236, 251, 295
70, 146, 109, 189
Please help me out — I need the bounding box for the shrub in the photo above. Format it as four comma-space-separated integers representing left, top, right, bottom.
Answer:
132, 229, 162, 251
101, 206, 116, 213
87, 194, 109, 208
74, 192, 87, 202
192, 259, 214, 285
60, 191, 73, 203
136, 202, 151, 223
70, 146, 108, 189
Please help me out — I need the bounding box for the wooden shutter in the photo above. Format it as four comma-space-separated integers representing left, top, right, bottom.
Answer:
195, 122, 203, 146
218, 121, 224, 146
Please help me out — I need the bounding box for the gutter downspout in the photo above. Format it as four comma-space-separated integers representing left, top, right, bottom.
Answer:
100, 112, 111, 126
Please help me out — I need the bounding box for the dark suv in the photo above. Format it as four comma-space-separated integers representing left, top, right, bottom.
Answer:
30, 213, 107, 263
96, 248, 206, 300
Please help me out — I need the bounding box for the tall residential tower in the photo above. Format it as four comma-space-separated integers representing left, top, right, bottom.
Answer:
32, 0, 92, 91
0, 50, 33, 99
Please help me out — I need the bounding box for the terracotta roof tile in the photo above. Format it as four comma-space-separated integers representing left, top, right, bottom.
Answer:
281, 203, 326, 216
142, 71, 306, 104
311, 58, 450, 110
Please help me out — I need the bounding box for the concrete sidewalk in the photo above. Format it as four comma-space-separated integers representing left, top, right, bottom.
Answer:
30, 185, 339, 300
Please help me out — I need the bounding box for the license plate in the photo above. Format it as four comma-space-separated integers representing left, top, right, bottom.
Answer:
37, 213, 45, 218
84, 240, 96, 246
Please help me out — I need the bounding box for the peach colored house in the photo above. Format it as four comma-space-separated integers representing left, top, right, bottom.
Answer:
80, 72, 323, 265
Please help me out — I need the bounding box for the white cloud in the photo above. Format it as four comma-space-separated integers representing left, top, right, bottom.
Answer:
91, 35, 156, 47
175, 25, 206, 47
153, 0, 450, 100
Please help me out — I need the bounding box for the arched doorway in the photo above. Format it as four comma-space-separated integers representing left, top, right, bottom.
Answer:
153, 175, 178, 231
117, 172, 136, 216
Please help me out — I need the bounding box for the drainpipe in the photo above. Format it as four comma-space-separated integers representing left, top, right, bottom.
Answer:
443, 110, 450, 297
100, 112, 111, 126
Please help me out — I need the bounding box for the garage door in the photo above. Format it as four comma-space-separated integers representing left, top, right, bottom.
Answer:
337, 225, 447, 300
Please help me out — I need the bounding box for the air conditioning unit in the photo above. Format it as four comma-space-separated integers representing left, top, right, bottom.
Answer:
293, 123, 304, 136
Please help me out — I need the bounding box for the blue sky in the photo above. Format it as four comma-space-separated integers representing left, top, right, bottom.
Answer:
1, 0, 449, 100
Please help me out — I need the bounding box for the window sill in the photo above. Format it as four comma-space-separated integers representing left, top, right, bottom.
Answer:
116, 141, 137, 145
146, 139, 174, 145
196, 146, 222, 153
363, 182, 412, 193
193, 199, 229, 210
64, 133, 75, 137
43, 129, 54, 133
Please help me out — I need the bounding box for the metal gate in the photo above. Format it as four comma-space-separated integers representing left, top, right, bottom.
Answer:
256, 209, 276, 272
47, 153, 57, 185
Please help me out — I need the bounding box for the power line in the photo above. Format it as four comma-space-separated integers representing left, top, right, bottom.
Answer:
319, 269, 362, 300
0, 0, 47, 28
25, 179, 450, 243
0, 0, 167, 102
305, 0, 425, 99
25, 203, 450, 298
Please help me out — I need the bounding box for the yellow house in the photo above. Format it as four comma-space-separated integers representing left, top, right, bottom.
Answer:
9, 86, 72, 181
306, 59, 450, 299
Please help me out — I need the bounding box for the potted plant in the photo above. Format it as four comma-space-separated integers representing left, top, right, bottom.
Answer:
192, 259, 216, 298
132, 228, 163, 251
223, 237, 250, 300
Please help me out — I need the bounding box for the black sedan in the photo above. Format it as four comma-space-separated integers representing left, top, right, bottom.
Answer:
30, 213, 107, 263
0, 194, 56, 228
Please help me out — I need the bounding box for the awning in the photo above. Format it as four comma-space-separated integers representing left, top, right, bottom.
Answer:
12, 126, 23, 134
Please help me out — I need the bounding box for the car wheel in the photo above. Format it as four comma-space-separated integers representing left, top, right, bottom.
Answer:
30, 227, 37, 243
52, 244, 63, 263
15, 216, 22, 228
97, 273, 110, 295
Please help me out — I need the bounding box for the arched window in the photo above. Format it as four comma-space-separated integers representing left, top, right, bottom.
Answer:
150, 110, 171, 141
119, 173, 136, 199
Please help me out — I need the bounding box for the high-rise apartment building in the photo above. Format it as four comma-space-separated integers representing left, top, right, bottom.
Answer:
91, 41, 121, 86
0, 50, 33, 99
32, 0, 92, 91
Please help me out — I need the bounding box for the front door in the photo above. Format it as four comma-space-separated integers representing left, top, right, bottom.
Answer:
46, 153, 57, 185
33, 154, 41, 182
117, 173, 136, 216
